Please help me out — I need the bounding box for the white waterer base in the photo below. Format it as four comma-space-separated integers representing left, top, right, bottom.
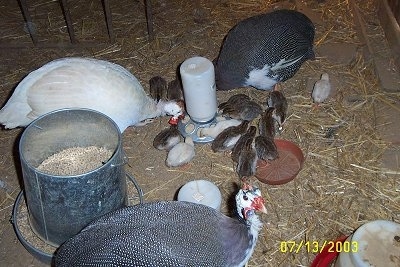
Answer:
334, 220, 400, 267
178, 112, 217, 144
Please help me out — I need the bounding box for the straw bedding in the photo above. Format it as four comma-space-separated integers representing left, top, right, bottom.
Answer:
0, 0, 399, 266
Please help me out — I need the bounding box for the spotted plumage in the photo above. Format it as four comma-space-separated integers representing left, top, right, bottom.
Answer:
149, 76, 167, 102
255, 108, 278, 160
211, 120, 250, 152
215, 9, 315, 90
235, 127, 258, 179
255, 135, 278, 161
267, 91, 288, 126
167, 79, 183, 100
232, 126, 257, 163
153, 124, 181, 151
258, 107, 276, 139
219, 94, 262, 121
55, 185, 267, 267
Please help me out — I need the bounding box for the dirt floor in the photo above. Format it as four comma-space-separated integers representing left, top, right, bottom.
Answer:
0, 0, 399, 266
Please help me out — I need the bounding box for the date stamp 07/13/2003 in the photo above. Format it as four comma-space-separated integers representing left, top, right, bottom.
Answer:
280, 240, 358, 254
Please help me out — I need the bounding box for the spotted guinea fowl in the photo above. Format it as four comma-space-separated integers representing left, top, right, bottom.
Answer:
153, 124, 181, 151
218, 94, 250, 110
255, 108, 278, 160
149, 75, 167, 102
267, 90, 288, 128
232, 125, 257, 164
0, 57, 183, 133
258, 107, 276, 139
255, 135, 278, 161
55, 183, 267, 267
234, 126, 258, 180
167, 78, 183, 100
219, 94, 262, 121
211, 120, 250, 152
215, 9, 315, 90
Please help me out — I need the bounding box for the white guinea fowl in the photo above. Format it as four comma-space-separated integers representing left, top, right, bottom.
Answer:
312, 73, 332, 105
0, 57, 183, 133
166, 136, 195, 167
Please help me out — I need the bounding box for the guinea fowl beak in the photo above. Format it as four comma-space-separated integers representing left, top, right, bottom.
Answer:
243, 195, 268, 219
252, 196, 267, 214
168, 100, 185, 125
168, 113, 185, 125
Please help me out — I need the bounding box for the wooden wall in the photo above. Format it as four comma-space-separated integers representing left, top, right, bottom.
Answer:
387, 0, 400, 23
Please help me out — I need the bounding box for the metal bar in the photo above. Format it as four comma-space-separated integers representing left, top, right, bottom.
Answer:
59, 0, 77, 44
18, 0, 38, 45
144, 0, 154, 41
102, 0, 115, 43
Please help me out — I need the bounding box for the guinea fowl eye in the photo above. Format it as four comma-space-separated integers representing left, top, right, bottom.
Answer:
243, 195, 248, 201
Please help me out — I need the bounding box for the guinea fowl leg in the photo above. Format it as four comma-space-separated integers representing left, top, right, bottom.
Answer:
224, 150, 233, 157
311, 102, 321, 111
240, 176, 252, 184
172, 160, 193, 170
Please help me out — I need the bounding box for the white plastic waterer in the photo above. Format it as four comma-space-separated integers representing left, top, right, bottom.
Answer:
178, 56, 218, 143
177, 180, 222, 210
334, 220, 400, 267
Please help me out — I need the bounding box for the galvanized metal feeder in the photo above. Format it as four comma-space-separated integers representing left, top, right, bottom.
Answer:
12, 108, 142, 263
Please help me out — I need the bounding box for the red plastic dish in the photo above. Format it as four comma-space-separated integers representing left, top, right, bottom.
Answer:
255, 139, 304, 185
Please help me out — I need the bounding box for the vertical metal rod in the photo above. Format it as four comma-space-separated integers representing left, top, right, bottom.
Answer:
18, 0, 38, 45
144, 0, 154, 41
59, 0, 77, 44
102, 0, 115, 43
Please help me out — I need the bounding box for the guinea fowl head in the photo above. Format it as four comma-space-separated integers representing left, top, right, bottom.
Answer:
159, 99, 185, 124
236, 183, 267, 220
320, 73, 330, 81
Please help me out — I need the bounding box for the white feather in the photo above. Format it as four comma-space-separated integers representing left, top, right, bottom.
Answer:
0, 57, 181, 133
245, 65, 277, 90
245, 56, 304, 90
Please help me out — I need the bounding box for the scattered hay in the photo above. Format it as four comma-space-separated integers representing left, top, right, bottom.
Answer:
15, 181, 141, 257
16, 197, 56, 254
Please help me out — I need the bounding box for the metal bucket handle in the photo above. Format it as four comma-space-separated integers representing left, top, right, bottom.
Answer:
10, 172, 144, 264
109, 149, 143, 204
110, 149, 129, 168
126, 173, 144, 204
